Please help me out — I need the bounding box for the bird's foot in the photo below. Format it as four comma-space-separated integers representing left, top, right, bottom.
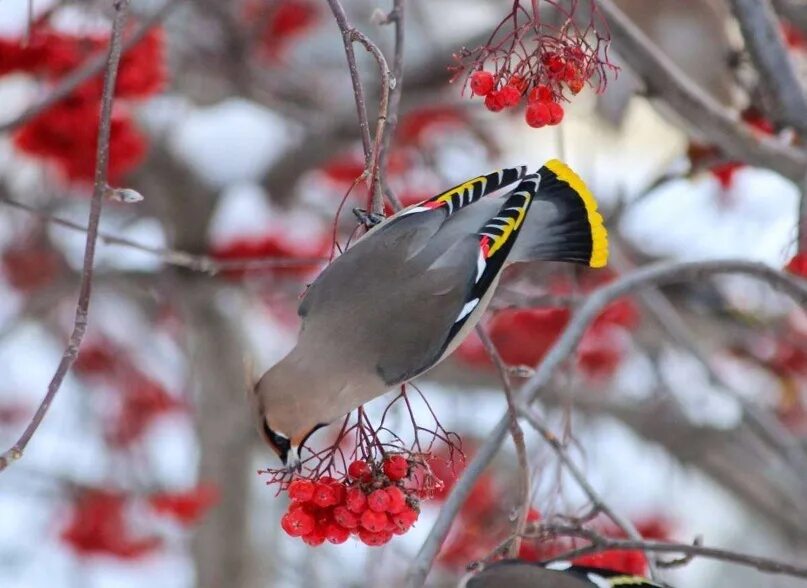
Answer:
352, 207, 386, 228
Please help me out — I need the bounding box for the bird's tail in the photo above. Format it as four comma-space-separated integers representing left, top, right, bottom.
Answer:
508, 159, 608, 268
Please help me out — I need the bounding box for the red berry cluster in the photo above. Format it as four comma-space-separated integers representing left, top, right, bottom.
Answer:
468, 47, 595, 128
280, 455, 420, 547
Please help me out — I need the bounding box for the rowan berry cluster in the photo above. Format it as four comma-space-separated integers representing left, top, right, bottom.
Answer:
280, 455, 420, 546
468, 47, 593, 128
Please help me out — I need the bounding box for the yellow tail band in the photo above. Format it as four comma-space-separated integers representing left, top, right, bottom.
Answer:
544, 159, 609, 268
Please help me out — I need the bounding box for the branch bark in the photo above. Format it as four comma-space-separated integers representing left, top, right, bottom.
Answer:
728, 0, 807, 135
0, 0, 131, 473
596, 0, 807, 182
407, 260, 807, 587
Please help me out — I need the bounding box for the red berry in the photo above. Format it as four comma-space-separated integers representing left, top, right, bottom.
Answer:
360, 509, 389, 533
383, 456, 408, 481
563, 63, 578, 82
329, 480, 346, 504
469, 70, 495, 96
367, 489, 391, 513
326, 522, 350, 544
484, 91, 504, 112
548, 102, 564, 125
568, 78, 584, 95
287, 479, 315, 503
525, 103, 551, 128
498, 85, 521, 107
281, 510, 315, 537
384, 486, 407, 514
347, 460, 371, 480
358, 528, 393, 546
547, 56, 565, 74
508, 75, 527, 93
333, 505, 359, 529
390, 506, 419, 534
345, 488, 367, 513
528, 85, 553, 103
312, 482, 339, 508
302, 524, 327, 546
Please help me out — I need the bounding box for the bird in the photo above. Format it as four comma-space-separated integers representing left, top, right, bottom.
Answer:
252, 159, 608, 469
462, 559, 670, 588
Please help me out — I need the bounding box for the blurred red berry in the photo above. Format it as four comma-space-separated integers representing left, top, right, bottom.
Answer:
1, 244, 61, 292
528, 85, 553, 103
360, 509, 388, 532
525, 103, 551, 128
563, 63, 579, 82
390, 505, 419, 534
348, 459, 371, 480
548, 102, 564, 125
345, 487, 367, 513
60, 490, 161, 559
281, 509, 315, 537
367, 489, 391, 513
470, 70, 495, 96
383, 455, 408, 481
312, 482, 340, 508
302, 524, 327, 546
709, 162, 744, 189
333, 505, 359, 529
786, 253, 807, 278
498, 85, 521, 107
358, 528, 393, 546
384, 486, 407, 514
148, 483, 219, 525
74, 343, 119, 376
326, 522, 350, 544
484, 91, 504, 112
288, 479, 316, 503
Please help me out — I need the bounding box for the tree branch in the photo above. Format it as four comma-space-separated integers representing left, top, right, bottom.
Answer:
407, 260, 807, 587
728, 0, 807, 135
596, 0, 807, 182
517, 405, 659, 579
0, 191, 327, 274
0, 0, 131, 473
476, 326, 530, 559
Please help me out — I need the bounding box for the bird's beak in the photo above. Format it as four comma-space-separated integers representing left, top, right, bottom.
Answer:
284, 445, 302, 473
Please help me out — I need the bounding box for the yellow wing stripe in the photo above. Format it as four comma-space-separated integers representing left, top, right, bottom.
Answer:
486, 201, 529, 257
544, 159, 609, 268
610, 576, 657, 586
434, 177, 486, 205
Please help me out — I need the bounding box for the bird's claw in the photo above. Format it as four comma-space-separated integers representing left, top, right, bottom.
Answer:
352, 207, 386, 228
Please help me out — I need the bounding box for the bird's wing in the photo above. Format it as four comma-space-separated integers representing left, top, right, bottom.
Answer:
466, 560, 669, 588
295, 173, 539, 386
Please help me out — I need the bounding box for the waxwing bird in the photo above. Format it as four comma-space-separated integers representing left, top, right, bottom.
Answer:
462, 560, 670, 588
253, 160, 608, 468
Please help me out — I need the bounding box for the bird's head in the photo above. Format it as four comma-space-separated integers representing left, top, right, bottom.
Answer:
252, 366, 327, 472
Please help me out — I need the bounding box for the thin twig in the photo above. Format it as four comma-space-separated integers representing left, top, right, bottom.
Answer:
535, 522, 807, 581
407, 260, 807, 588
378, 0, 405, 210
325, 0, 392, 215
476, 326, 530, 559
517, 406, 659, 579
0, 192, 327, 274
728, 0, 807, 135
0, 0, 131, 473
0, 1, 177, 134
596, 0, 807, 182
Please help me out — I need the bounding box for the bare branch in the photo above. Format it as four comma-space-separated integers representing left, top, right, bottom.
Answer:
408, 260, 807, 587
596, 0, 807, 182
0, 0, 131, 473
476, 326, 530, 559
0, 1, 177, 134
0, 191, 327, 274
378, 0, 406, 210
518, 405, 659, 579
728, 0, 807, 135
535, 522, 807, 581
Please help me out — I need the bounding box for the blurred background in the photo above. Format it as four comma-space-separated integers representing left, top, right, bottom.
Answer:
0, 0, 805, 586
